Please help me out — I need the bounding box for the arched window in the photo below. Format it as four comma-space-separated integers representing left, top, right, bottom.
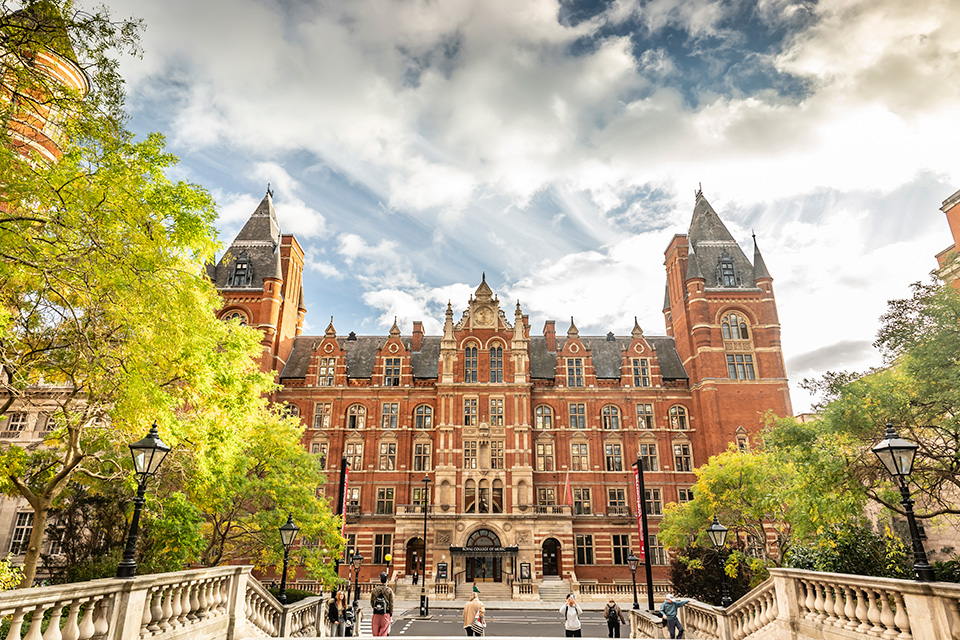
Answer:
492, 479, 504, 513
414, 405, 433, 429
721, 312, 749, 340
465, 479, 477, 513
478, 479, 490, 513
602, 405, 621, 430
464, 343, 478, 383
227, 253, 253, 287
535, 405, 553, 429
669, 405, 688, 430
222, 310, 247, 325
489, 345, 503, 383
347, 404, 366, 429
282, 403, 300, 418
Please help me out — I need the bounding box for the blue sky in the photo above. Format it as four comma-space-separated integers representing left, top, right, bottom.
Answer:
110, 0, 960, 413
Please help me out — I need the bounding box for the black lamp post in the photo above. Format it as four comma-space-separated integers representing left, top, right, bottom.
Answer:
706, 515, 732, 607
632, 453, 655, 610
117, 423, 171, 578
352, 551, 364, 607
872, 422, 935, 582
420, 476, 431, 617
278, 514, 300, 604
627, 552, 640, 610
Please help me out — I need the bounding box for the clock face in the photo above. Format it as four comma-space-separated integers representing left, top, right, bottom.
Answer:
475, 307, 493, 325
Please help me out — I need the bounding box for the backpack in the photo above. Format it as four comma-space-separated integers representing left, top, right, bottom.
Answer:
373, 591, 387, 615
606, 606, 619, 622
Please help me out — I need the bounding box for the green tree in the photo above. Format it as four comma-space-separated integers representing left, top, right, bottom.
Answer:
785, 522, 911, 579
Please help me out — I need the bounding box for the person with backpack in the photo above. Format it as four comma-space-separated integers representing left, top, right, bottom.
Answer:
603, 598, 626, 637
559, 593, 583, 637
370, 572, 394, 636
659, 594, 690, 639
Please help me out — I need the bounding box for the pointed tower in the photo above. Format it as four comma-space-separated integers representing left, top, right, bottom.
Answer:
210, 188, 305, 375
663, 191, 792, 453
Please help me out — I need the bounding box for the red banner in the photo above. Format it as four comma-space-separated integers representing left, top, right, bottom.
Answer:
633, 464, 646, 561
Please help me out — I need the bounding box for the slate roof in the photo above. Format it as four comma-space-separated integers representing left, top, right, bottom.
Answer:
687, 195, 761, 289
278, 332, 689, 382
210, 193, 283, 290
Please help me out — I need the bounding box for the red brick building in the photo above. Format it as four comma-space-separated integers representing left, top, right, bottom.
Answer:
210, 187, 792, 597
936, 188, 960, 286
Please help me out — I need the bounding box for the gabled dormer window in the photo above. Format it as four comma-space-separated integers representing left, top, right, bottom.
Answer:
716, 250, 740, 287
228, 255, 253, 287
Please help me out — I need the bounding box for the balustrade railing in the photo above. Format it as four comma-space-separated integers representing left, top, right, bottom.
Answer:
534, 505, 570, 515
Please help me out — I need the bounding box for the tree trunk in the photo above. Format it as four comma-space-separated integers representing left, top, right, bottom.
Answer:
18, 501, 49, 588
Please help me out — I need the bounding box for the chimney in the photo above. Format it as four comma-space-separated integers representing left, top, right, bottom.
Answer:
412, 321, 424, 351
523, 314, 530, 339
543, 320, 556, 352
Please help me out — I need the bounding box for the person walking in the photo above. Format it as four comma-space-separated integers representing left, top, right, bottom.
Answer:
328, 590, 347, 636
413, 570, 419, 585
659, 594, 690, 639
370, 572, 394, 636
603, 598, 626, 638
559, 593, 583, 637
463, 592, 486, 636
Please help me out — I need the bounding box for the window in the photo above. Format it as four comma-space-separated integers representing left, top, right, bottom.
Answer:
566, 358, 584, 386
639, 442, 659, 471
612, 534, 631, 565
745, 535, 764, 559
721, 312, 749, 340
381, 403, 399, 429
608, 488, 627, 514
605, 443, 623, 471
415, 405, 433, 430
346, 488, 360, 510
571, 443, 589, 471
648, 535, 667, 565
489, 346, 503, 383
223, 310, 247, 325
575, 534, 594, 564
568, 403, 586, 429
490, 398, 504, 426
573, 487, 592, 515
491, 440, 504, 469
464, 440, 478, 469
374, 534, 392, 563
538, 488, 556, 505
737, 435, 749, 452
412, 485, 430, 508
1, 412, 27, 438
602, 405, 621, 430
464, 344, 478, 382
465, 480, 476, 513
716, 250, 740, 287
347, 405, 366, 429
376, 487, 395, 514
379, 442, 396, 470
669, 405, 688, 430
9, 512, 33, 554
227, 256, 252, 286
644, 488, 662, 516
536, 442, 554, 471
727, 354, 756, 380
344, 533, 357, 560
318, 358, 336, 386
492, 480, 504, 513
464, 398, 478, 426
314, 403, 332, 429
311, 442, 328, 468
674, 443, 692, 472
636, 404, 654, 429
344, 442, 363, 469
413, 443, 431, 471
632, 358, 651, 387
283, 404, 301, 418
535, 405, 553, 429
678, 487, 694, 503
383, 358, 401, 386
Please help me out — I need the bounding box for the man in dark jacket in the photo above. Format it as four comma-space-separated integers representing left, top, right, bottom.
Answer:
370, 572, 394, 636
603, 599, 626, 637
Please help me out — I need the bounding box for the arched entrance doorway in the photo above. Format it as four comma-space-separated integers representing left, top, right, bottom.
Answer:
406, 537, 424, 578
542, 538, 561, 577
465, 529, 502, 582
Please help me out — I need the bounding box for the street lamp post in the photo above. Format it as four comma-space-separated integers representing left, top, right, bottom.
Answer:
352, 551, 364, 608
627, 552, 640, 610
278, 514, 300, 605
706, 515, 732, 607
420, 476, 431, 617
872, 423, 935, 582
117, 423, 171, 578
633, 453, 655, 610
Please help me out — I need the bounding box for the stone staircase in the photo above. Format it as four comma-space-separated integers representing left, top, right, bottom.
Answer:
455, 580, 512, 600
538, 577, 571, 602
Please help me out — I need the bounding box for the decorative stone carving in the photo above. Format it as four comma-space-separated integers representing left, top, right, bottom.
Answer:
436, 530, 452, 544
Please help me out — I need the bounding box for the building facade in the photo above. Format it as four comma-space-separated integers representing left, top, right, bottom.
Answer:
936, 188, 960, 286
209, 188, 793, 593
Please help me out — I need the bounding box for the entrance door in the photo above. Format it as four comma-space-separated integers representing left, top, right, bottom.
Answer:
464, 529, 502, 582
406, 537, 424, 576
542, 538, 560, 576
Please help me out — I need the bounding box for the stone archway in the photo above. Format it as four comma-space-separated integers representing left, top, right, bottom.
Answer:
406, 537, 424, 580
465, 528, 502, 582
542, 538, 561, 577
